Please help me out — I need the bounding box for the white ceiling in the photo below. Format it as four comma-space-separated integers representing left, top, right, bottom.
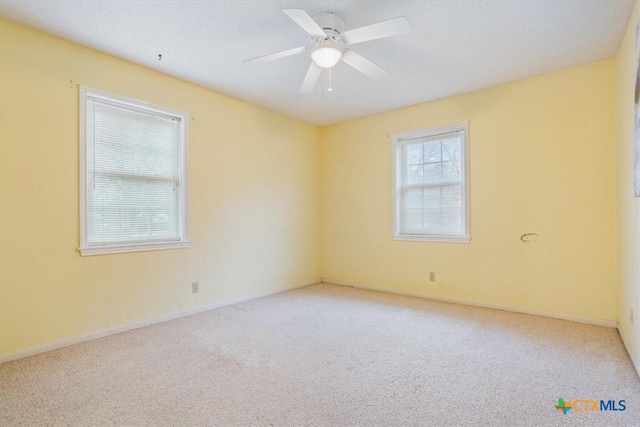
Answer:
0, 1, 634, 126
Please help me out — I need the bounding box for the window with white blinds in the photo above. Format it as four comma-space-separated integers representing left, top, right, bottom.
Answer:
393, 122, 469, 243
80, 87, 189, 255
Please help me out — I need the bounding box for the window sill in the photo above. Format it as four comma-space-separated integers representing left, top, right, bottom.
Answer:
79, 241, 190, 256
393, 235, 470, 244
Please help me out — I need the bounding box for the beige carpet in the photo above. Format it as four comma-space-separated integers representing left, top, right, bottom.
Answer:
1, 283, 639, 426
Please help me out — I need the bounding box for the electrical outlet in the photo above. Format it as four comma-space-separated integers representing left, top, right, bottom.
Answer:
429, 272, 436, 282
192, 281, 199, 294
631, 308, 634, 326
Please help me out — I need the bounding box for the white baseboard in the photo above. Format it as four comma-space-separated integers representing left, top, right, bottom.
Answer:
322, 278, 618, 328
0, 279, 320, 364
617, 325, 640, 379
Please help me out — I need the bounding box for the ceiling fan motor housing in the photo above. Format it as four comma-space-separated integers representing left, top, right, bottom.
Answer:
312, 12, 345, 41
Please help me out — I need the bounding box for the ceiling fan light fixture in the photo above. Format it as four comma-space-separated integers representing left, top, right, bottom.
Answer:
311, 46, 342, 68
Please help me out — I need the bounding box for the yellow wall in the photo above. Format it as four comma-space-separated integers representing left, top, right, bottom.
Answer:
0, 19, 321, 356
321, 60, 618, 322
616, 1, 640, 369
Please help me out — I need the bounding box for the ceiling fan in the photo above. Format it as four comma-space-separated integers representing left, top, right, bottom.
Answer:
244, 9, 411, 93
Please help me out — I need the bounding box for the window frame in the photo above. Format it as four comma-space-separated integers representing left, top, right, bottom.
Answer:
79, 86, 190, 256
392, 121, 470, 243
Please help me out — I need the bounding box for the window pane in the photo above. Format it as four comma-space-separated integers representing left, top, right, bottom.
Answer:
406, 142, 423, 165
423, 141, 441, 163
442, 136, 461, 162
400, 185, 465, 236
424, 161, 443, 183
407, 164, 424, 185
89, 175, 180, 244
93, 103, 178, 178
404, 135, 463, 186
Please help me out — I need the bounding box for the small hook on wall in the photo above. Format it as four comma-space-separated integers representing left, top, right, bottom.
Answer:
520, 233, 538, 243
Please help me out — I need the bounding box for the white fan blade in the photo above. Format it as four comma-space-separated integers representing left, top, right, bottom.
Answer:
243, 46, 306, 65
300, 62, 322, 94
343, 16, 411, 45
283, 9, 326, 37
341, 50, 390, 81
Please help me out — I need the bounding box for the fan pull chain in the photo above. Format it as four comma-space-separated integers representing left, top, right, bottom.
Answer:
328, 68, 333, 92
